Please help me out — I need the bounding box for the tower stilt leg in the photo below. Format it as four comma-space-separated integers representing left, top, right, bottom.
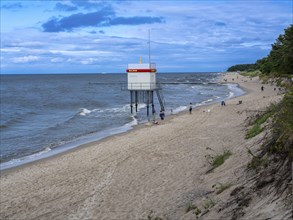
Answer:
130, 91, 133, 114
146, 91, 150, 121
151, 91, 155, 114
156, 90, 165, 111
135, 91, 138, 112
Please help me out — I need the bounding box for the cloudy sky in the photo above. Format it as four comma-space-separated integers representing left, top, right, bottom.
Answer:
1, 0, 292, 74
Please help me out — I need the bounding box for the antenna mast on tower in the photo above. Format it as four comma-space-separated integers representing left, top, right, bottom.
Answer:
148, 29, 151, 65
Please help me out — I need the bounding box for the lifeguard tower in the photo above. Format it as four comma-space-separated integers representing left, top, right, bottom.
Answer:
126, 58, 164, 119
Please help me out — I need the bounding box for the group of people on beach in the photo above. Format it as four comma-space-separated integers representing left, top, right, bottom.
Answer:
151, 97, 231, 125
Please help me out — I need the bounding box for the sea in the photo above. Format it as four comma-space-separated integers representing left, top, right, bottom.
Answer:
0, 73, 244, 170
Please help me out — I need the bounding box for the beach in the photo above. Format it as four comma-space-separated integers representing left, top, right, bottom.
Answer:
0, 73, 285, 219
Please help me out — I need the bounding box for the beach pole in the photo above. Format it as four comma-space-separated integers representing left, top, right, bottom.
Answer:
151, 91, 155, 114
146, 91, 150, 121
130, 91, 133, 114
135, 91, 138, 112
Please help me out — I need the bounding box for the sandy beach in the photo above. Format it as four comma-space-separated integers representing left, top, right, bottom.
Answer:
0, 73, 286, 219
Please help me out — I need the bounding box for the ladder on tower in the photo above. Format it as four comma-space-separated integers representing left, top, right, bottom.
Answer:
156, 89, 165, 111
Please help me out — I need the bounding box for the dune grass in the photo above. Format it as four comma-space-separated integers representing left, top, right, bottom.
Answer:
211, 150, 232, 169
246, 112, 273, 139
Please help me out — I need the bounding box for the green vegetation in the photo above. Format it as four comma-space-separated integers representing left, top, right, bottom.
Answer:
205, 150, 232, 173
185, 203, 204, 218
185, 203, 197, 213
257, 25, 293, 77
268, 86, 293, 158
246, 123, 263, 139
246, 111, 273, 139
225, 24, 292, 215
193, 207, 201, 217
215, 182, 232, 194
246, 86, 293, 166
247, 148, 268, 169
147, 211, 163, 220
240, 70, 261, 77
203, 198, 215, 209
248, 155, 269, 169
211, 150, 232, 169
227, 24, 293, 79
227, 64, 257, 72
245, 85, 292, 157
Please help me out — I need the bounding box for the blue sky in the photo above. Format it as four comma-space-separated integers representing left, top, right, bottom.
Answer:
1, 0, 292, 74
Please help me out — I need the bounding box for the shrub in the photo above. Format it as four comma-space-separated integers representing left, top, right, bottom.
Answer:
194, 207, 201, 217
240, 70, 261, 77
185, 203, 197, 213
203, 198, 215, 209
211, 150, 232, 169
215, 182, 232, 194
269, 86, 293, 157
246, 124, 263, 139
246, 111, 273, 139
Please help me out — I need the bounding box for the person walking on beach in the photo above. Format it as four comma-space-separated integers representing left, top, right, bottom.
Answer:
189, 102, 192, 114
221, 101, 226, 106
159, 110, 165, 120
261, 86, 264, 91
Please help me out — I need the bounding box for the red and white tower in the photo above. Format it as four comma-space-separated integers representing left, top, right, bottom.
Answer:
125, 31, 164, 119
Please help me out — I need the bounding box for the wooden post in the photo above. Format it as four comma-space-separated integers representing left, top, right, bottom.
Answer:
130, 91, 133, 114
135, 91, 138, 112
151, 91, 155, 114
146, 91, 150, 121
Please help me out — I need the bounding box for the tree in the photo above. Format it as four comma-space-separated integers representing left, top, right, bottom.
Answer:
228, 25, 293, 76
264, 24, 293, 76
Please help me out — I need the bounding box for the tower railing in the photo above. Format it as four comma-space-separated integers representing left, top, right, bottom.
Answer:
121, 83, 162, 91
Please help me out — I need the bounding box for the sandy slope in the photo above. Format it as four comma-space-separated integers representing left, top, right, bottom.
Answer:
0, 73, 286, 220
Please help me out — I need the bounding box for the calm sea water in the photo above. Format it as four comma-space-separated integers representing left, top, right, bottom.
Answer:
0, 73, 244, 169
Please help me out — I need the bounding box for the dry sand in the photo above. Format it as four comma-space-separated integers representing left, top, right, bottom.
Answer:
0, 73, 286, 220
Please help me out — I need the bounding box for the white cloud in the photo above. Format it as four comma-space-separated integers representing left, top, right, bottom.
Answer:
51, 58, 64, 63
12, 55, 40, 63
1, 1, 292, 73
80, 58, 99, 65
49, 50, 112, 57
1, 48, 21, 52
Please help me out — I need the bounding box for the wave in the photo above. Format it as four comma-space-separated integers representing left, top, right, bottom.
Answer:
172, 105, 187, 114
0, 146, 52, 170
0, 118, 22, 130
227, 91, 234, 98
202, 99, 214, 104
0, 114, 138, 170
0, 124, 8, 129
0, 111, 37, 129
79, 104, 147, 116
79, 108, 92, 116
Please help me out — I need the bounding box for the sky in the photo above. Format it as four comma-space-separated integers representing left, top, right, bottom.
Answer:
1, 0, 292, 74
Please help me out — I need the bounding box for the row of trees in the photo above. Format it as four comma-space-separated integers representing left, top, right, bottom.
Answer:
228, 24, 293, 77
227, 64, 256, 72
257, 24, 293, 76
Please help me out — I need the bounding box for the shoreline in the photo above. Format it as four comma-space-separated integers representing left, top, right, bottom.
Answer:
0, 72, 284, 219
0, 77, 244, 171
